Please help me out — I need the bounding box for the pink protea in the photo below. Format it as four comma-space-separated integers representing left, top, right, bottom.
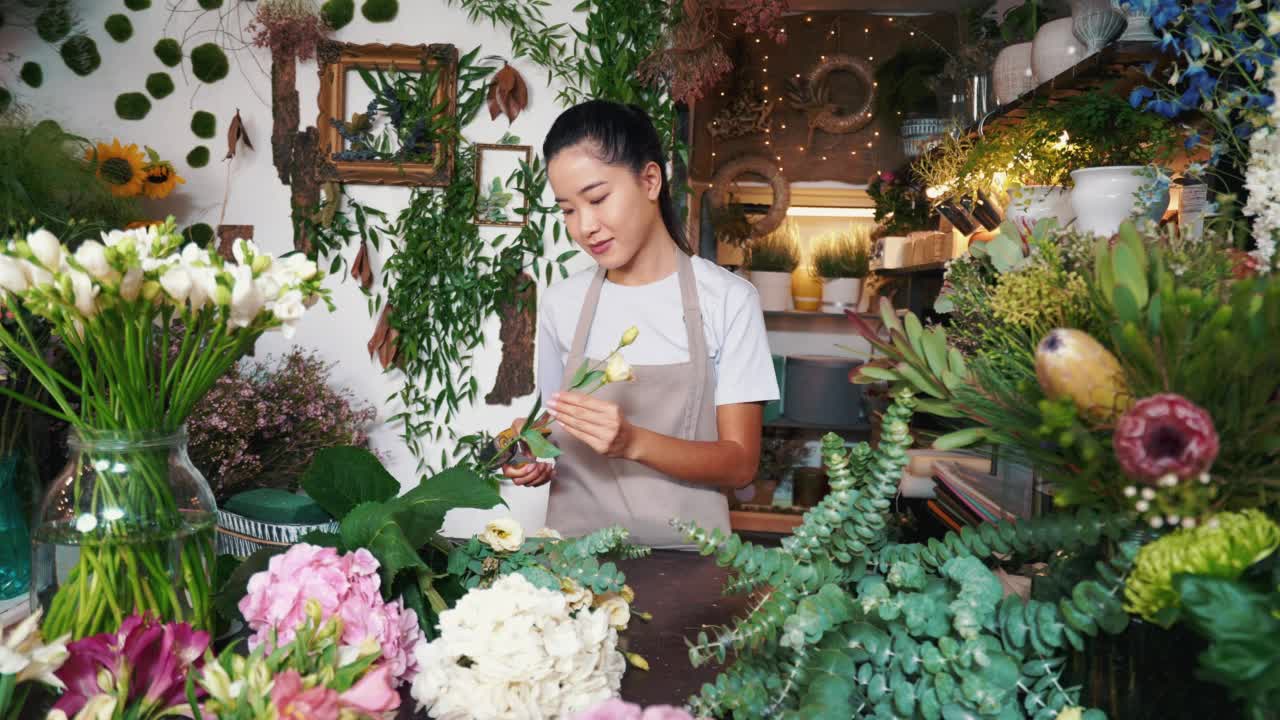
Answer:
238, 543, 424, 685
1113, 393, 1219, 483
52, 614, 208, 718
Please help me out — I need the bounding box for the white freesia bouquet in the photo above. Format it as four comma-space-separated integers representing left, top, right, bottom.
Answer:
0, 218, 330, 639
410, 573, 627, 720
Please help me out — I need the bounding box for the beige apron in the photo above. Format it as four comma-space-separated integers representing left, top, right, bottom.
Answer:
545, 248, 730, 549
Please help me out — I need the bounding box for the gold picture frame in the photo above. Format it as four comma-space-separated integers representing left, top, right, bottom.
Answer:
473, 143, 533, 227
315, 41, 458, 187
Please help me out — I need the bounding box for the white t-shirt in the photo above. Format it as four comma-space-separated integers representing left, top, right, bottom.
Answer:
537, 255, 781, 407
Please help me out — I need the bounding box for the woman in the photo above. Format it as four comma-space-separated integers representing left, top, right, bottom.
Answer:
502, 100, 780, 548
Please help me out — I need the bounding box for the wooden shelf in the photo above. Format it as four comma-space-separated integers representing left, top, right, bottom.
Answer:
874, 261, 947, 276
729, 508, 805, 534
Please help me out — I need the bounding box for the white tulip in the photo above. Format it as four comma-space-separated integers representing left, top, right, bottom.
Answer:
229, 265, 265, 327
68, 270, 99, 318
159, 266, 192, 305
73, 241, 116, 283
0, 256, 29, 293
21, 260, 53, 288
26, 229, 62, 270
119, 268, 143, 301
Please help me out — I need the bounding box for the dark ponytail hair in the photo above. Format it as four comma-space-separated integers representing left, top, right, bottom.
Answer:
543, 100, 691, 255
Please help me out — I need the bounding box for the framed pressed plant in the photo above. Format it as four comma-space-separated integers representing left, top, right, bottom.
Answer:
473, 143, 532, 227
316, 41, 458, 186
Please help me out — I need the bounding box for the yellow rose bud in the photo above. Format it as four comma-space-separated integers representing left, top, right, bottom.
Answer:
598, 595, 631, 629
620, 326, 639, 347
625, 652, 650, 671
604, 353, 634, 384
479, 517, 525, 552
620, 584, 635, 603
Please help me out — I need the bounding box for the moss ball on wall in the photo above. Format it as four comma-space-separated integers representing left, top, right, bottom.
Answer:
321, 0, 354, 30
190, 43, 229, 83
183, 223, 214, 246
187, 146, 210, 168
145, 72, 174, 99
104, 14, 133, 42
35, 2, 72, 43
154, 38, 182, 67
197, 0, 223, 8
361, 0, 398, 22
115, 92, 152, 120
124, 0, 151, 10
60, 35, 102, 77
20, 62, 43, 88
191, 111, 216, 138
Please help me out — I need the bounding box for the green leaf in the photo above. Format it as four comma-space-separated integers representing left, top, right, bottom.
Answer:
916, 398, 966, 418
392, 466, 504, 548
569, 358, 590, 388
1112, 243, 1149, 309
985, 234, 1023, 272
879, 297, 905, 338
904, 313, 927, 359
933, 427, 991, 449
947, 348, 969, 380
856, 365, 901, 382
213, 547, 283, 623
301, 446, 400, 520
522, 428, 561, 458
340, 501, 428, 588
896, 362, 947, 399
921, 329, 949, 377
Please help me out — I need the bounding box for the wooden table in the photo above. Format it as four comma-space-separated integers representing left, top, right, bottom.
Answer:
400, 550, 753, 716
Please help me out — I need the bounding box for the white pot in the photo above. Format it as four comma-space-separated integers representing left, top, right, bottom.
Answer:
821, 277, 864, 314
992, 43, 1036, 105
1032, 18, 1087, 83
1005, 185, 1076, 228
1069, 166, 1170, 237
750, 270, 793, 312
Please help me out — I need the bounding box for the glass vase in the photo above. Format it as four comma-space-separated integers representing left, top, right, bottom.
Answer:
30, 428, 217, 639
0, 453, 30, 601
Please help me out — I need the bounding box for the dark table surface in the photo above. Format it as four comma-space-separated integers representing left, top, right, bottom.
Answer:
400, 550, 753, 717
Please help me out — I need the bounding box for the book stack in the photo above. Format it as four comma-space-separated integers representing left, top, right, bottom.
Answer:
925, 460, 1035, 531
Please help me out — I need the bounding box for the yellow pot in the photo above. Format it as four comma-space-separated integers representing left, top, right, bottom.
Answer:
792, 268, 822, 312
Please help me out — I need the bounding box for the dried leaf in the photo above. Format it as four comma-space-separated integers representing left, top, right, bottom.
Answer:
488, 63, 528, 124
367, 304, 390, 357
226, 108, 253, 160
352, 240, 373, 289
368, 304, 399, 370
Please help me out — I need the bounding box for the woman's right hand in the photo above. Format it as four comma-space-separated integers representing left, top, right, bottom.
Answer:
501, 417, 556, 487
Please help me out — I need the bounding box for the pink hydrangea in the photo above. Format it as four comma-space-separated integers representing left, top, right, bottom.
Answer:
573, 699, 699, 720
238, 543, 424, 684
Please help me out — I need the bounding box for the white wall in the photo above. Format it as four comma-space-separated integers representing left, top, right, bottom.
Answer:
1, 0, 598, 536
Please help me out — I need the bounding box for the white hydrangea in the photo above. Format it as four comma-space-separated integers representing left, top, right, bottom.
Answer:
1243, 68, 1280, 272
410, 573, 626, 720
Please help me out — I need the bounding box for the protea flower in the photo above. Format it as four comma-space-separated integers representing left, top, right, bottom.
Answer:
1113, 393, 1220, 483
50, 614, 208, 720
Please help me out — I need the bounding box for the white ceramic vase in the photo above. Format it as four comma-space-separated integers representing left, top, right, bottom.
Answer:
1069, 166, 1170, 236
751, 270, 793, 312
1032, 18, 1087, 82
1006, 185, 1076, 228
992, 42, 1036, 105
821, 277, 864, 314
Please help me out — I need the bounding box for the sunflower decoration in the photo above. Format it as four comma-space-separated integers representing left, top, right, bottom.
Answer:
85, 138, 146, 198
140, 147, 185, 200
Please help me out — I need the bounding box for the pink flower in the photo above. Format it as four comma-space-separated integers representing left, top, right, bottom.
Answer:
1114, 393, 1220, 483
338, 663, 401, 714
573, 699, 697, 720
879, 171, 897, 184
272, 669, 340, 720
238, 543, 425, 685
52, 614, 208, 718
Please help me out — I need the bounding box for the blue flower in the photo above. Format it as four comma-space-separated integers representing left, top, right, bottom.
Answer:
1211, 0, 1236, 22
1149, 98, 1184, 118
1234, 123, 1253, 139
1157, 33, 1180, 54
1184, 130, 1202, 150
1151, 0, 1183, 28
1130, 86, 1155, 108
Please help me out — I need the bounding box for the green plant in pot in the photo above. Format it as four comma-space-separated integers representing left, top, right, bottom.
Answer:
745, 219, 799, 312
1034, 90, 1182, 236
810, 224, 871, 314
911, 130, 994, 233
963, 114, 1077, 229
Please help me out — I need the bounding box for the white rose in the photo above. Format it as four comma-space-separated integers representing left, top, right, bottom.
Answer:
119, 268, 143, 301
596, 596, 630, 630
270, 290, 306, 339
560, 578, 593, 612
0, 256, 28, 293
73, 241, 116, 283
278, 253, 318, 282
255, 273, 283, 301
479, 517, 524, 552
68, 270, 99, 318
604, 353, 634, 384
26, 229, 62, 270
228, 265, 265, 328
159, 266, 192, 305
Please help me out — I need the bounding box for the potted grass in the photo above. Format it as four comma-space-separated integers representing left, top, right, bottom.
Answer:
745, 219, 800, 312
810, 226, 871, 314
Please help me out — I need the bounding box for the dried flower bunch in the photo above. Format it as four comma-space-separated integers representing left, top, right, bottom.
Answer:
249, 0, 329, 62
186, 347, 376, 502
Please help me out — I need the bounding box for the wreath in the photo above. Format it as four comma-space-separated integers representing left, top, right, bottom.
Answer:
786, 54, 877, 147
709, 155, 791, 240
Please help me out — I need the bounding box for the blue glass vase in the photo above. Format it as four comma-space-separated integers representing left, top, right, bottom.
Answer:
0, 453, 30, 600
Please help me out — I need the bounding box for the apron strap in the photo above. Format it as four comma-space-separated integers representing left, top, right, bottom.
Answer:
566, 267, 607, 370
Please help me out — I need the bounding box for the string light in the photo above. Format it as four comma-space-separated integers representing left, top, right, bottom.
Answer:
780, 123, 787, 129
805, 15, 812, 22
822, 155, 828, 160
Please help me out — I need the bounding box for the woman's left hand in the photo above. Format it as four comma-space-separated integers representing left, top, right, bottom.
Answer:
546, 391, 635, 459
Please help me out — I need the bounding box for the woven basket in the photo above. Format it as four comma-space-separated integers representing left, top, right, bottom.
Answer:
216, 509, 339, 558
